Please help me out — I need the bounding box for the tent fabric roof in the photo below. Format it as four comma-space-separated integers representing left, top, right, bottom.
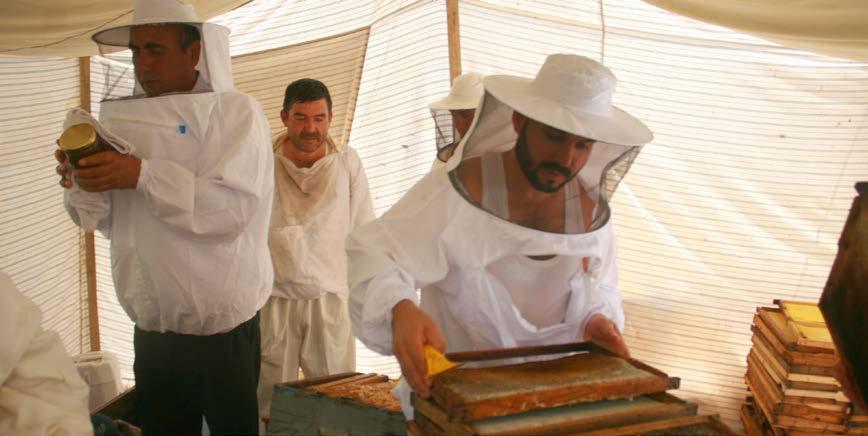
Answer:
2, 0, 867, 60
643, 0, 868, 61
0, 0, 248, 57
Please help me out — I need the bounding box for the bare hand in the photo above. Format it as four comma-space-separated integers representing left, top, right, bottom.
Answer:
73, 151, 141, 192
391, 299, 446, 398
54, 148, 72, 189
584, 314, 630, 359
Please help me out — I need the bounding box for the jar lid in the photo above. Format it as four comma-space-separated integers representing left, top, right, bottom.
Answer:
58, 123, 96, 151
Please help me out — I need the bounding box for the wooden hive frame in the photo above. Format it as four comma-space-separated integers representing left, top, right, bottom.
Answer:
429, 348, 679, 422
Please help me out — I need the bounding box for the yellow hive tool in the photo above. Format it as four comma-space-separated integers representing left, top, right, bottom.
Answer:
424, 341, 596, 378
424, 345, 462, 378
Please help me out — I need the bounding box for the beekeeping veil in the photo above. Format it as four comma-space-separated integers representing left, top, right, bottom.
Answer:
429, 72, 484, 163
91, 0, 232, 100
448, 54, 653, 234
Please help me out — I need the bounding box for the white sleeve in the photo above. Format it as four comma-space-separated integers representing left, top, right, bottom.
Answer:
347, 172, 451, 355
0, 273, 91, 436
580, 223, 625, 334
63, 187, 112, 236
346, 148, 376, 230
0, 276, 34, 387
134, 97, 273, 242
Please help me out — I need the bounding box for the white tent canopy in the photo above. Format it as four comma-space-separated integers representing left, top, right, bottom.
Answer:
1, 0, 866, 430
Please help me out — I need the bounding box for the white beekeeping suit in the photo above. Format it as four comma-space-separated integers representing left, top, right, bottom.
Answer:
347, 54, 653, 417
64, 0, 274, 336
0, 272, 91, 436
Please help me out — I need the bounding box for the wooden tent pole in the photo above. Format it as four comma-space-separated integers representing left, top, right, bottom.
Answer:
447, 0, 462, 82
78, 56, 100, 352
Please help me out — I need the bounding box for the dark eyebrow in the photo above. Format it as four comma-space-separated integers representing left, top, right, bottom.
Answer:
128, 42, 168, 51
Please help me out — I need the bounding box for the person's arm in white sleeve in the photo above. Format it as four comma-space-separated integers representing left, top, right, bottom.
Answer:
581, 222, 629, 357
135, 95, 272, 241
0, 272, 91, 436
347, 171, 453, 397
346, 147, 376, 230
63, 188, 112, 236
346, 171, 451, 352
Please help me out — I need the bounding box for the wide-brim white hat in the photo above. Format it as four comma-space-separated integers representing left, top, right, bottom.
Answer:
92, 0, 224, 47
430, 72, 485, 110
484, 54, 652, 146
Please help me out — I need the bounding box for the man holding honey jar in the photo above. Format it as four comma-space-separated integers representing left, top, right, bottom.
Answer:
54, 0, 273, 434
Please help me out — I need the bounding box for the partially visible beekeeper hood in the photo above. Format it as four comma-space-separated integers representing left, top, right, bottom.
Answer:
448, 54, 653, 235
429, 72, 484, 162
91, 0, 233, 100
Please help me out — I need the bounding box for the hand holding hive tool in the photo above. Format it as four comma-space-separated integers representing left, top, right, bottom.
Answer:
424, 345, 462, 378
424, 341, 597, 378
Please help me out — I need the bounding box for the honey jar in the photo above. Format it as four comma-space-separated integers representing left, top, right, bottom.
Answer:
58, 123, 112, 168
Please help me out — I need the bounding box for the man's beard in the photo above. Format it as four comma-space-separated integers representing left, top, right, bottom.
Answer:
514, 125, 578, 193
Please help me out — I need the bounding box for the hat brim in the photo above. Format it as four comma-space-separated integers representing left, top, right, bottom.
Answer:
429, 95, 480, 111
484, 75, 653, 146
92, 21, 217, 47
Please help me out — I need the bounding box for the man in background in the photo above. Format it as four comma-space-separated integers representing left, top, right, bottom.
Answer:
258, 78, 375, 419
429, 72, 484, 167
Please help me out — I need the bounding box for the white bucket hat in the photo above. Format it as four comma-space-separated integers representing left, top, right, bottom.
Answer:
90, 0, 235, 97
92, 0, 226, 47
429, 72, 485, 110
484, 54, 652, 146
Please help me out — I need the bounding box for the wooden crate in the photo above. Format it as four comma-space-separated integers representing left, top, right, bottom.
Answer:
413, 392, 697, 436
578, 414, 737, 436
267, 372, 406, 435
820, 182, 868, 412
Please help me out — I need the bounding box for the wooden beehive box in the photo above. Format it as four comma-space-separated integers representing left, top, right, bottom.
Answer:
267, 372, 406, 435
411, 346, 733, 435
413, 392, 697, 435
820, 181, 868, 412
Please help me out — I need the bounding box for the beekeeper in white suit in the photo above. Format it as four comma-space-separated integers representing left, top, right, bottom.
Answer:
54, 0, 273, 433
429, 72, 484, 167
347, 54, 653, 416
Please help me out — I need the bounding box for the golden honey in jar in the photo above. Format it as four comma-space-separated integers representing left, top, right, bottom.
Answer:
58, 123, 112, 168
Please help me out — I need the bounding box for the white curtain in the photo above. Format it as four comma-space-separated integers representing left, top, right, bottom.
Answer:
0, 56, 89, 355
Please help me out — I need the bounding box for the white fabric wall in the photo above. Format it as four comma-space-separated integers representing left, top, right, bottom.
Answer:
214, 0, 416, 56
0, 57, 88, 355
88, 56, 137, 382
349, 1, 451, 215
461, 0, 868, 428
347, 0, 451, 375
